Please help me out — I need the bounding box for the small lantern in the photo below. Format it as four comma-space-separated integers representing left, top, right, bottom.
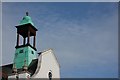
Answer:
12, 63, 17, 74
23, 59, 28, 72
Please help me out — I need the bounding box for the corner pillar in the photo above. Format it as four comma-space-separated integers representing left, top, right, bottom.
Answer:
16, 33, 19, 46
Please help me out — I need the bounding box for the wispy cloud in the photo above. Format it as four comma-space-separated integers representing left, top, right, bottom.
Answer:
35, 4, 118, 78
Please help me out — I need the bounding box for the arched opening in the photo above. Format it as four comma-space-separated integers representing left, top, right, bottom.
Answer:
48, 71, 52, 80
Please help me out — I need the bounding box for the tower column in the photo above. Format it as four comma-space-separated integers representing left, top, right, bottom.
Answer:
27, 30, 30, 44
23, 37, 26, 45
33, 36, 36, 48
16, 33, 19, 46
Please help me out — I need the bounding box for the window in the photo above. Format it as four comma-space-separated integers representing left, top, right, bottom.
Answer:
48, 71, 52, 80
31, 51, 34, 54
19, 49, 24, 53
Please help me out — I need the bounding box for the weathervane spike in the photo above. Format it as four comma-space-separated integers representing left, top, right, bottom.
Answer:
26, 12, 29, 16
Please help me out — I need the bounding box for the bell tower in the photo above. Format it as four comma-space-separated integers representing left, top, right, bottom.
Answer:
14, 12, 38, 69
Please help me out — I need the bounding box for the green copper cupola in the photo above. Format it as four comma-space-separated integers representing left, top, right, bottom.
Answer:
14, 12, 38, 69
19, 12, 34, 26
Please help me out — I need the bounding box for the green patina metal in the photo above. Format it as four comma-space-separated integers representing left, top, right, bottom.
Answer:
14, 46, 36, 69
14, 13, 37, 69
19, 15, 34, 26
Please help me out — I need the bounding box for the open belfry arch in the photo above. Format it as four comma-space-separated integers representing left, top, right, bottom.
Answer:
16, 12, 37, 49
1, 12, 60, 80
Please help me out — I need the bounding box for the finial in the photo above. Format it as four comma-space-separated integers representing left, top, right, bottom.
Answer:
12, 63, 17, 74
26, 12, 29, 16
23, 59, 28, 72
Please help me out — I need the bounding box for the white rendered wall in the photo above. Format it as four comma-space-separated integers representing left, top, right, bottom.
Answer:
8, 72, 30, 79
19, 73, 30, 78
32, 49, 60, 78
8, 74, 17, 78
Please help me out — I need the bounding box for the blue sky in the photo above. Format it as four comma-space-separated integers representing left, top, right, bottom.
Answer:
2, 2, 118, 78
